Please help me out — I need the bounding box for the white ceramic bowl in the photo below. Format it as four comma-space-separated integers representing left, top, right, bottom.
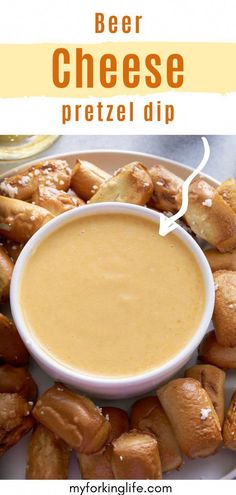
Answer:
10, 202, 215, 399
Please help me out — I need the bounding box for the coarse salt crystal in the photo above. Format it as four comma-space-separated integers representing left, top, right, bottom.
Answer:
0, 182, 18, 198
30, 216, 36, 221
21, 176, 30, 186
202, 199, 212, 207
120, 456, 123, 461
200, 408, 211, 420
156, 181, 164, 186
59, 180, 64, 185
105, 414, 110, 421
228, 303, 235, 309
34, 169, 40, 176
214, 283, 219, 291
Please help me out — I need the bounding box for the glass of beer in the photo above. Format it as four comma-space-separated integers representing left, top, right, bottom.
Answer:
0, 135, 59, 160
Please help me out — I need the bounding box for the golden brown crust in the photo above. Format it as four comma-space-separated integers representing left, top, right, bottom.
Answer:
223, 391, 236, 450
217, 178, 236, 213
78, 446, 114, 480
0, 313, 29, 366
111, 431, 162, 480
32, 186, 84, 216
212, 270, 236, 346
0, 365, 38, 402
131, 396, 182, 472
0, 160, 72, 201
0, 238, 24, 263
184, 364, 225, 426
78, 407, 129, 480
102, 407, 129, 443
0, 393, 34, 456
33, 383, 111, 454
185, 179, 236, 252
157, 378, 222, 459
0, 246, 14, 302
205, 248, 236, 272
26, 424, 70, 479
71, 160, 111, 201
0, 195, 53, 243
199, 330, 236, 369
89, 162, 153, 206
148, 164, 183, 213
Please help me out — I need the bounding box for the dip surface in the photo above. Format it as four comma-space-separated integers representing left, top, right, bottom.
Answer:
20, 213, 205, 378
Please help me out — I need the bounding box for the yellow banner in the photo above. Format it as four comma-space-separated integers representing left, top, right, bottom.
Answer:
0, 42, 235, 97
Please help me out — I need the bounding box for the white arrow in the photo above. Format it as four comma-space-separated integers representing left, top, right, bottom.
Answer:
159, 136, 210, 237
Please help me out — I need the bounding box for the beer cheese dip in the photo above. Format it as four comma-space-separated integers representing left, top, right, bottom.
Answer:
20, 213, 205, 378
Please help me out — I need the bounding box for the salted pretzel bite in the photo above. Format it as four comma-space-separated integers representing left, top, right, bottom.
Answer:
0, 313, 29, 366
185, 364, 225, 426
111, 431, 162, 480
32, 186, 84, 216
185, 179, 236, 252
78, 407, 129, 480
148, 164, 183, 213
0, 195, 53, 243
213, 270, 236, 346
26, 424, 70, 479
0, 365, 38, 402
71, 160, 111, 201
131, 396, 182, 472
0, 160, 72, 201
0, 238, 24, 263
33, 383, 111, 454
157, 378, 222, 459
223, 391, 236, 451
205, 248, 236, 272
89, 162, 153, 206
0, 393, 34, 456
217, 178, 236, 213
0, 246, 13, 302
199, 330, 236, 369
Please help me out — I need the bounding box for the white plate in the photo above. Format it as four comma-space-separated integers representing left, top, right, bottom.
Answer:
0, 150, 235, 480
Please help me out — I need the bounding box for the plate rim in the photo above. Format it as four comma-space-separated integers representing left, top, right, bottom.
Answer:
1, 148, 235, 480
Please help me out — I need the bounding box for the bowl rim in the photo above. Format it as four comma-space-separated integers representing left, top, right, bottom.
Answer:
10, 202, 215, 388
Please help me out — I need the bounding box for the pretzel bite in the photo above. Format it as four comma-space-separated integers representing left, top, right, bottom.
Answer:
0, 393, 34, 456
223, 391, 236, 450
205, 248, 236, 272
0, 195, 53, 243
0, 365, 38, 402
0, 160, 72, 201
0, 313, 29, 366
148, 164, 183, 213
111, 431, 162, 480
78, 407, 129, 480
212, 270, 236, 346
185, 179, 236, 252
32, 186, 84, 216
199, 330, 236, 369
0, 246, 13, 302
26, 424, 69, 479
33, 383, 111, 454
71, 160, 111, 201
89, 162, 153, 206
131, 396, 182, 472
157, 378, 222, 459
217, 178, 236, 213
184, 364, 225, 426
0, 238, 24, 263
103, 407, 129, 442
